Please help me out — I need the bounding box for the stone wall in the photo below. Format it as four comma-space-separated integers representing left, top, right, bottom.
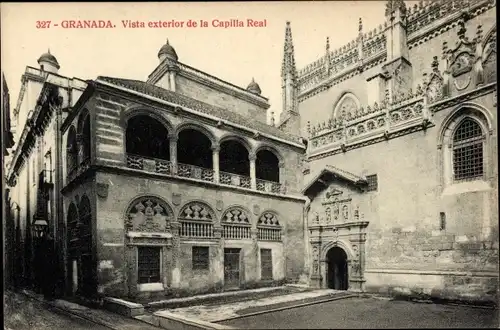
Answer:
93, 171, 305, 298
175, 75, 268, 124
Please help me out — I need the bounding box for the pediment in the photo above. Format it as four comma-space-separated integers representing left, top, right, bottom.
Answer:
302, 165, 367, 198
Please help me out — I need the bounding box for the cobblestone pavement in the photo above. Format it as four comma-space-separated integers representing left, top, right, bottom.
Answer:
218, 296, 499, 329
4, 290, 108, 330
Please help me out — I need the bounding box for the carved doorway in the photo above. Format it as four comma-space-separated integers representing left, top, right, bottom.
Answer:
326, 247, 348, 290
224, 248, 241, 290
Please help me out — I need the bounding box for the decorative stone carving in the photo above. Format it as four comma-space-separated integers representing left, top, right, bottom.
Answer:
222, 207, 250, 225
258, 212, 280, 226
253, 204, 260, 216
179, 201, 215, 221
216, 200, 224, 212
96, 182, 109, 198
172, 193, 181, 206
126, 197, 173, 233
342, 205, 349, 220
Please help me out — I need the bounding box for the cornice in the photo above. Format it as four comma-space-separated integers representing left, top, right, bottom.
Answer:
62, 162, 307, 203
428, 81, 497, 113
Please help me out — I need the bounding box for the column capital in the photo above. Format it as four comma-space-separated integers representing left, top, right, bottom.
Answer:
168, 134, 178, 142
211, 144, 220, 152
248, 152, 256, 161
279, 160, 285, 168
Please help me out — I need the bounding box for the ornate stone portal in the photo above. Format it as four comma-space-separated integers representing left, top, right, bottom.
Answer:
303, 167, 369, 292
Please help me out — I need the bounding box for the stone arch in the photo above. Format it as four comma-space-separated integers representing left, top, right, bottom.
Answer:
257, 209, 281, 227
481, 23, 496, 52
221, 205, 252, 225
320, 239, 356, 262
219, 134, 253, 154
66, 125, 78, 174
124, 195, 175, 232
438, 103, 493, 146
121, 106, 174, 133
178, 200, 217, 222
332, 92, 361, 119
77, 108, 90, 135
175, 121, 217, 148
254, 144, 284, 164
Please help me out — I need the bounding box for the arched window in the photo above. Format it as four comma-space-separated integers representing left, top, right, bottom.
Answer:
333, 93, 360, 119
126, 115, 170, 160
178, 201, 216, 238
256, 148, 282, 193
78, 196, 92, 255
452, 118, 484, 181
257, 211, 282, 241
77, 195, 96, 297
221, 206, 251, 239
177, 128, 214, 181
219, 139, 250, 188
66, 126, 77, 176
79, 114, 91, 164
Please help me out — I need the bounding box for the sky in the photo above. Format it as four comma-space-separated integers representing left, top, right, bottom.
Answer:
1, 1, 392, 122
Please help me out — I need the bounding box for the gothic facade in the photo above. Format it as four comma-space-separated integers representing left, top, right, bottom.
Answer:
295, 0, 498, 304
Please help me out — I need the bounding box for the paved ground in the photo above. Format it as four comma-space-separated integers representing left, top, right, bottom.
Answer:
218, 296, 499, 329
4, 290, 108, 330
155, 289, 349, 322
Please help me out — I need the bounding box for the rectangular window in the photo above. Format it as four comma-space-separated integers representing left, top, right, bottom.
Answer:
260, 249, 273, 280
366, 174, 378, 192
137, 247, 161, 284
439, 212, 446, 231
192, 246, 209, 270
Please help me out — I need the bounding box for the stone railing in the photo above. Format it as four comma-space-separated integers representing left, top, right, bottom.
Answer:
222, 225, 251, 239
308, 95, 425, 152
127, 153, 173, 175
177, 163, 214, 182
256, 179, 282, 194
125, 154, 288, 195
257, 227, 282, 241
179, 221, 214, 238
220, 171, 251, 189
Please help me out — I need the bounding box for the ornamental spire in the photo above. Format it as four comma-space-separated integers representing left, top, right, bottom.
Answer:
281, 21, 297, 79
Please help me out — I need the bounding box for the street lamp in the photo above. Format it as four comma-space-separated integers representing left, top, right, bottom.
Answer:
33, 219, 48, 239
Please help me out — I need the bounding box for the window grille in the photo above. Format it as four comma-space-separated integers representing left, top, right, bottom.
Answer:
439, 212, 446, 231
137, 246, 161, 284
260, 249, 273, 280
192, 246, 209, 270
366, 174, 378, 192
452, 118, 484, 181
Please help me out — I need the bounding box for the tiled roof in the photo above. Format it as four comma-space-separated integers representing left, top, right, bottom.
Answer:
96, 76, 303, 145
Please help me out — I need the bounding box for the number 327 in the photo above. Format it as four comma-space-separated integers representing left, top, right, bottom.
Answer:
36, 21, 51, 28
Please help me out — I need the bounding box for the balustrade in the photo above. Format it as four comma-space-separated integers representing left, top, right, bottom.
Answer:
123, 153, 285, 194
257, 227, 282, 241
256, 179, 282, 194
179, 221, 214, 238
220, 171, 251, 188
222, 225, 251, 239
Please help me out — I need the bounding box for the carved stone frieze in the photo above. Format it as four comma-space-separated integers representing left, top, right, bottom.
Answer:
125, 197, 173, 233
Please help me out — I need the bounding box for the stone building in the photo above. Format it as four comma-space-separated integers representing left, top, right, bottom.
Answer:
297, 0, 498, 303
5, 0, 498, 305
5, 52, 87, 292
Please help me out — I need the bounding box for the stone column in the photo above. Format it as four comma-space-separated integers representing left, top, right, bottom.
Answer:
169, 222, 181, 289
250, 228, 259, 281
214, 226, 224, 288
310, 239, 322, 288
169, 135, 177, 175
212, 145, 220, 184
278, 160, 285, 185
249, 153, 256, 189
169, 71, 177, 92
